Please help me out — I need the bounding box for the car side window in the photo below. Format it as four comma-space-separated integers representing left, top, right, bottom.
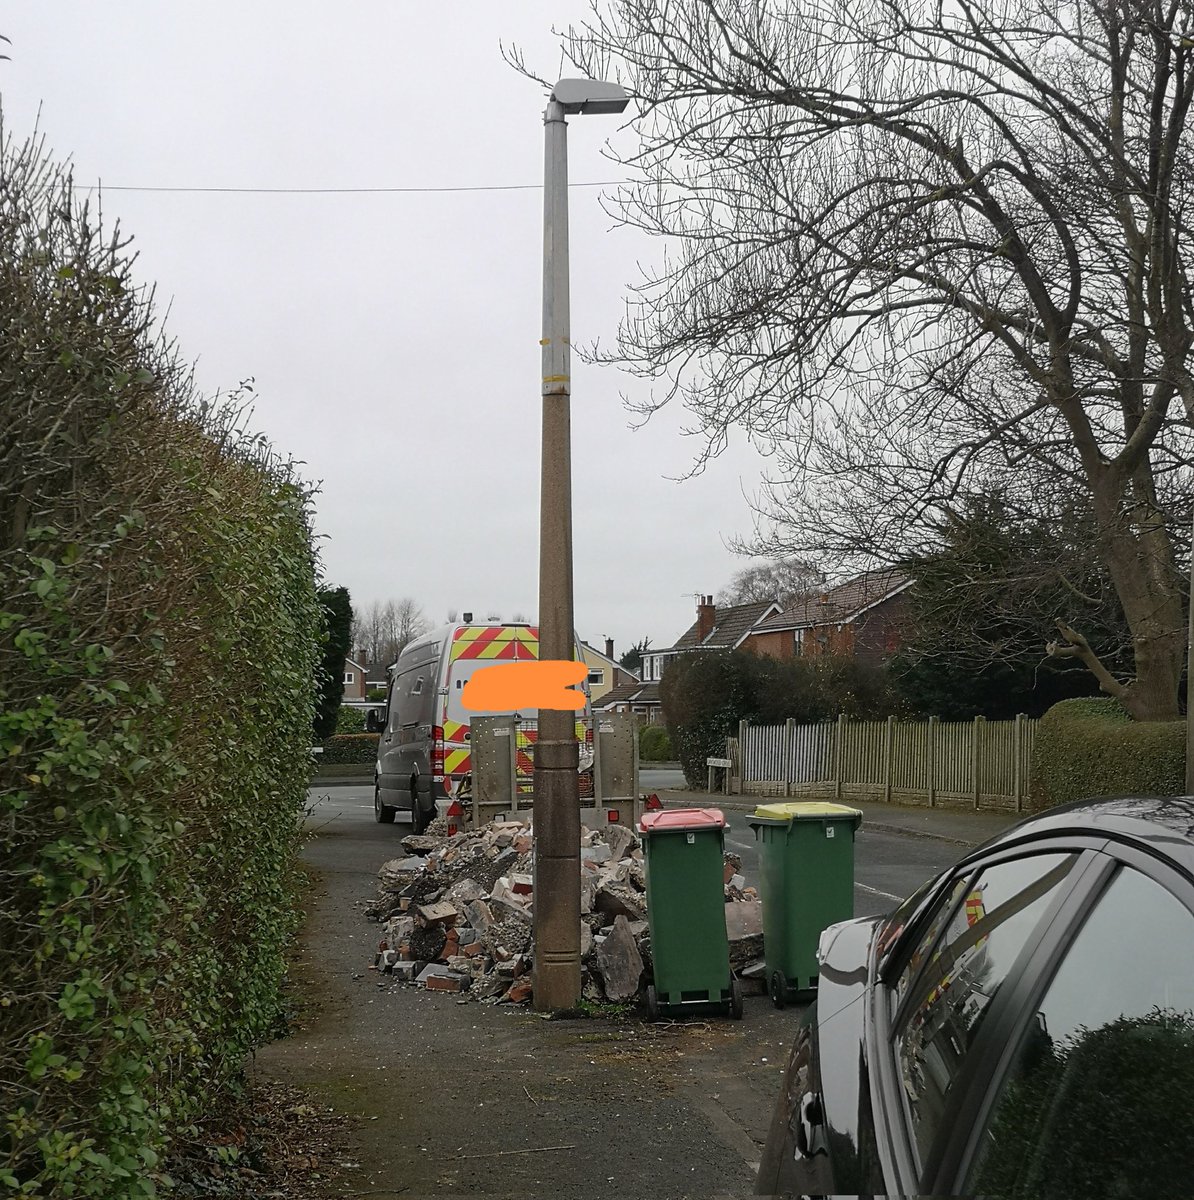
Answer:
967, 864, 1194, 1198
891, 875, 974, 1005
894, 852, 1076, 1169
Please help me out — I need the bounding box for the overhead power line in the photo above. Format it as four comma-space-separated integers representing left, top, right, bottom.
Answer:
87, 180, 628, 195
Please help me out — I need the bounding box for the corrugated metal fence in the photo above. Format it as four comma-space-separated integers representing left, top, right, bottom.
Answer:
738, 714, 1038, 812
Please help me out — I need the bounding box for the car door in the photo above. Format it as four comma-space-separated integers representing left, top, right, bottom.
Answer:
938, 847, 1194, 1197
870, 841, 1104, 1194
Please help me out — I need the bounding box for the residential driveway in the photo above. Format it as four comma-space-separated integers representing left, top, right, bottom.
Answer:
250, 786, 986, 1198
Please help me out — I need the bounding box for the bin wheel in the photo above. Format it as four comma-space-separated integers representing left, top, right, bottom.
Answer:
730, 978, 744, 1020
646, 985, 659, 1023
769, 970, 788, 1009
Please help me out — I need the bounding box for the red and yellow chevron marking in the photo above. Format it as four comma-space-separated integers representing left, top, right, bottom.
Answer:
925, 887, 989, 1006
444, 719, 467, 743
450, 625, 540, 662
444, 748, 470, 775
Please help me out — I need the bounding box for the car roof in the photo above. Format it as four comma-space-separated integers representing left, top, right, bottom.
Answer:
967, 794, 1194, 880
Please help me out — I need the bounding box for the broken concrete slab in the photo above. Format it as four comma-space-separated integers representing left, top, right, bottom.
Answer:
414, 962, 453, 985
378, 857, 427, 889
417, 900, 459, 926
724, 900, 764, 941
605, 823, 637, 862
579, 875, 596, 915
463, 898, 494, 933
401, 834, 442, 856
444, 877, 485, 909
595, 880, 646, 923
594, 915, 644, 1003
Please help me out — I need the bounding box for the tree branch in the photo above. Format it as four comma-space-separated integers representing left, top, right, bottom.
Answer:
1045, 618, 1131, 700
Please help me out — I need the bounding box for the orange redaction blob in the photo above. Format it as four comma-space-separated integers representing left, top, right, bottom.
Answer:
461, 660, 587, 712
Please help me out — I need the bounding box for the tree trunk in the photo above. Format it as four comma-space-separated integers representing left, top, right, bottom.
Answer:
1091, 477, 1185, 721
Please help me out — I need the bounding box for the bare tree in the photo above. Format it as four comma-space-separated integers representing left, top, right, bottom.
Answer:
352, 598, 429, 668
718, 556, 825, 607
542, 0, 1194, 718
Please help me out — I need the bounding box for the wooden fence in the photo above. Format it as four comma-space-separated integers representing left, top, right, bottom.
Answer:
737, 714, 1039, 812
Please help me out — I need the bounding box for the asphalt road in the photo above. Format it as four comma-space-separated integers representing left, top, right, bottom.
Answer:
306, 783, 965, 918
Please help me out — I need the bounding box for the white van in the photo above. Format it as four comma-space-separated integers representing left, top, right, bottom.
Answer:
373, 621, 592, 829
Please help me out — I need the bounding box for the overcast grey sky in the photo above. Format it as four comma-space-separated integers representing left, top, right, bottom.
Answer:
1, 1, 775, 657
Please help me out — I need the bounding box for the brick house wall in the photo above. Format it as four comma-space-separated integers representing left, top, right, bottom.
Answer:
852, 590, 908, 665
747, 629, 793, 659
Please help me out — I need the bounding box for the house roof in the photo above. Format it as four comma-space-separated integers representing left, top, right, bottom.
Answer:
753, 568, 912, 633
670, 599, 781, 652
593, 680, 661, 709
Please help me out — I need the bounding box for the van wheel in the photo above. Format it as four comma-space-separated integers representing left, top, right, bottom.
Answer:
411, 780, 430, 834
374, 785, 396, 825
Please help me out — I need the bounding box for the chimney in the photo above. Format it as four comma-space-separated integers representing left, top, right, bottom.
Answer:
697, 594, 716, 643
605, 637, 615, 660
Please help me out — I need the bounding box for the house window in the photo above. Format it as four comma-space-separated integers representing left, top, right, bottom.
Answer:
793, 632, 804, 657
588, 668, 604, 686
343, 671, 355, 685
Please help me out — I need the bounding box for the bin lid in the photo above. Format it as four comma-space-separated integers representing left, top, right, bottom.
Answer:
638, 807, 726, 833
751, 801, 863, 823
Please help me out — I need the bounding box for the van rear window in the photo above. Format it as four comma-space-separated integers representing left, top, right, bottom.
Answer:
446, 659, 526, 723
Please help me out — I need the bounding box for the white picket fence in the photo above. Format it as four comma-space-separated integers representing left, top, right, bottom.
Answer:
736, 714, 1039, 812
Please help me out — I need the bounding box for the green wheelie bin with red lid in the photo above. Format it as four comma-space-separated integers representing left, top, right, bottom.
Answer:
637, 808, 743, 1020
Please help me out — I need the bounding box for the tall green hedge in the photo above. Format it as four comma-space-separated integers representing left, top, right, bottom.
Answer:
319, 733, 381, 764
637, 724, 673, 762
335, 704, 368, 734
1029, 698, 1185, 811
0, 132, 321, 1195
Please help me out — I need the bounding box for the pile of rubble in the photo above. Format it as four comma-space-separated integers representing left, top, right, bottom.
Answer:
364, 817, 762, 1006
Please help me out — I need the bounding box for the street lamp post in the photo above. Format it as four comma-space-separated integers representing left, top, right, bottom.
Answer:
535, 78, 629, 1012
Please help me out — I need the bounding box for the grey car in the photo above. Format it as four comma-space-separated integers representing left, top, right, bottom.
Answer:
756, 794, 1194, 1197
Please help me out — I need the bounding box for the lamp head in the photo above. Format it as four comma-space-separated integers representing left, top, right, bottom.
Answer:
550, 78, 630, 116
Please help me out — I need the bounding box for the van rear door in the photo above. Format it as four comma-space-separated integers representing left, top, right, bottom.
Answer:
442, 625, 541, 784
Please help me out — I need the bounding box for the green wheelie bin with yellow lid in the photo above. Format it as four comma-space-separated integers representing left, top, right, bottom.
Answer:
747, 801, 862, 1007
